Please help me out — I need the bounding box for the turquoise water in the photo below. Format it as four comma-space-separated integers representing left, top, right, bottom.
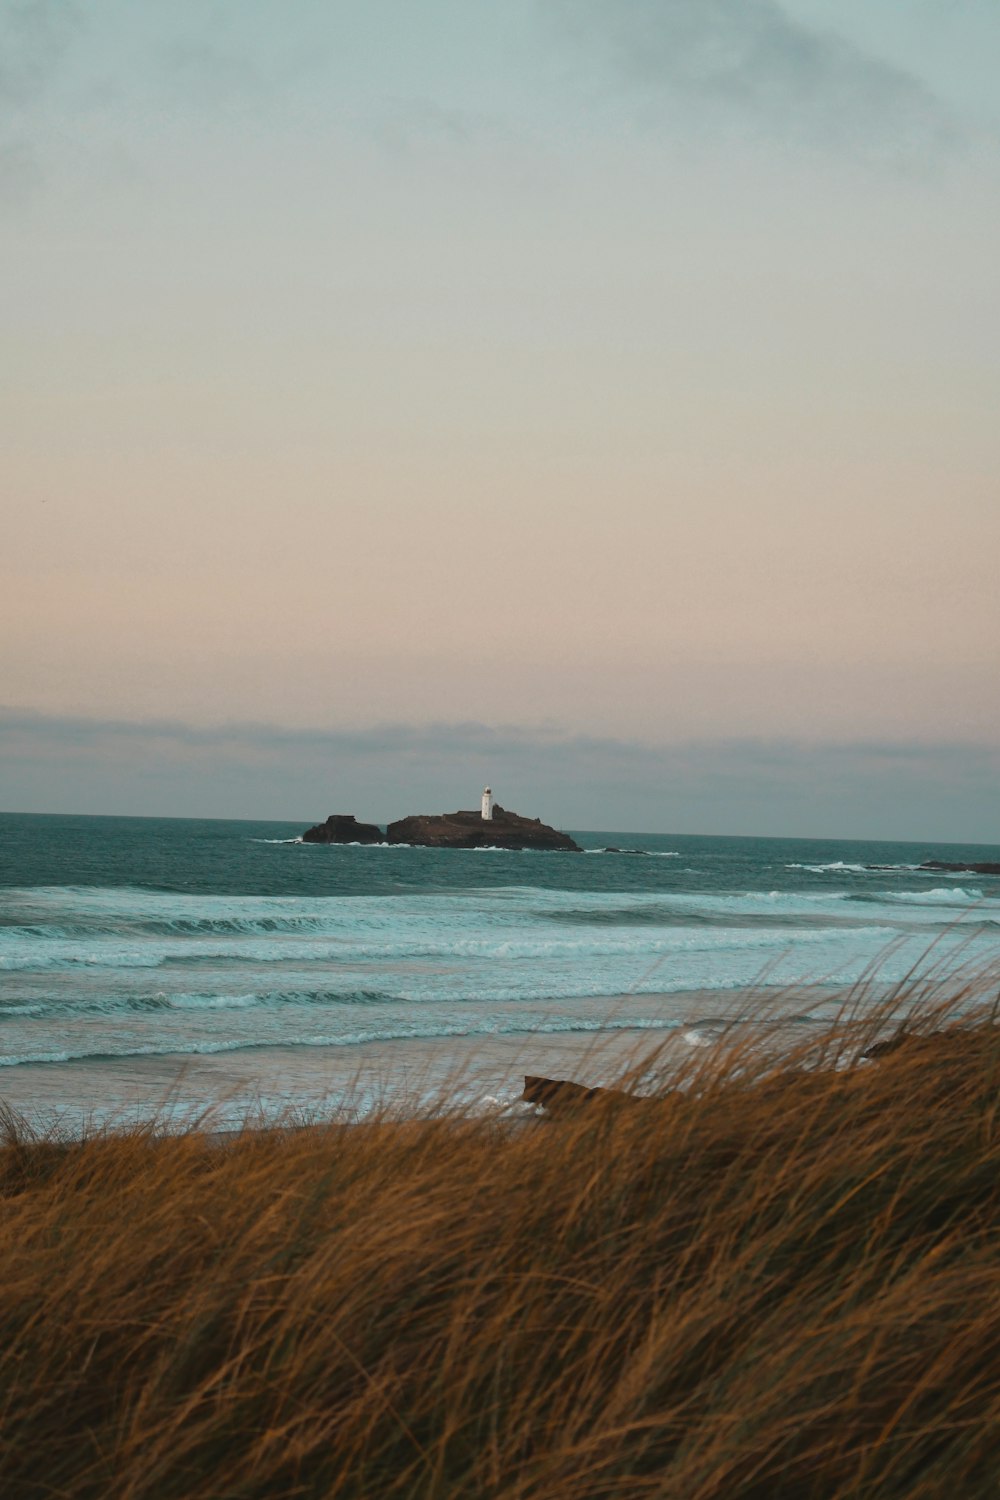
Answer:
1, 813, 998, 1124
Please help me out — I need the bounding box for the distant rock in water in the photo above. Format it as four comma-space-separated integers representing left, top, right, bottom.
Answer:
386, 806, 581, 852
301, 814, 383, 845
300, 805, 580, 851
918, 859, 1000, 876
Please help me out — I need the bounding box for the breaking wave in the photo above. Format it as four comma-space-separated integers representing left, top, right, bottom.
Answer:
2, 861, 997, 1080
0, 1013, 691, 1069
882, 887, 984, 905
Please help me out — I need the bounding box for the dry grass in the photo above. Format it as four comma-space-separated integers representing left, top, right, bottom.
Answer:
1, 979, 1000, 1499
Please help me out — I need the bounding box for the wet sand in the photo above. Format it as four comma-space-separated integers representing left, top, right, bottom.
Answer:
0, 985, 850, 1137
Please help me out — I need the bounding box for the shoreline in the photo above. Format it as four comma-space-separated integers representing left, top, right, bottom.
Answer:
0, 983, 861, 1137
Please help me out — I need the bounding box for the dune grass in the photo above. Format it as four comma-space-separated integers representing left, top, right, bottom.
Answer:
1, 977, 999, 1498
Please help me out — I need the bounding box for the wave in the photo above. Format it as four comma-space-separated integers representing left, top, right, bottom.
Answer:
0, 918, 902, 974
583, 849, 681, 857
785, 861, 929, 875
0, 988, 406, 1021
7, 882, 999, 927
4, 878, 997, 979
785, 861, 994, 882
0, 1014, 689, 1069
882, 887, 984, 906
682, 1029, 715, 1047
787, 861, 872, 874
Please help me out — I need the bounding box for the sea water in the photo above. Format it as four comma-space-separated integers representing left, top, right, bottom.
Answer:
1, 813, 997, 1129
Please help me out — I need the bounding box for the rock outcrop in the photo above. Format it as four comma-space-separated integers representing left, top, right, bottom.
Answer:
522, 1075, 638, 1117
301, 814, 383, 845
862, 1029, 995, 1064
917, 860, 1000, 876
385, 805, 581, 852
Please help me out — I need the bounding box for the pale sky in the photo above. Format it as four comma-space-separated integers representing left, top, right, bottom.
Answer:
2, 1, 999, 837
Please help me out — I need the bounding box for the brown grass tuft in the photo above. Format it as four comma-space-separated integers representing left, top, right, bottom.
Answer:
2, 979, 1000, 1498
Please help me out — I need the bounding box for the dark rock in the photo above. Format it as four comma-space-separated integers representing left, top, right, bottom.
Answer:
863, 1032, 995, 1068
861, 1034, 913, 1061
918, 860, 1000, 876
386, 806, 581, 852
522, 1075, 636, 1117
301, 814, 383, 845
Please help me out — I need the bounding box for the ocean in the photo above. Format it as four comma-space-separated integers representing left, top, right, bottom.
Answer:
1, 812, 998, 1131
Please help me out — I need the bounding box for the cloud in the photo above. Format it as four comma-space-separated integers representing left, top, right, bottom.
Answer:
2, 709, 997, 842
0, 0, 80, 104
0, 0, 82, 204
543, 0, 957, 163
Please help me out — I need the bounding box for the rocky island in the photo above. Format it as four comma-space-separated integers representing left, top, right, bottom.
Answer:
917, 859, 1000, 876
386, 805, 580, 852
301, 797, 580, 852
301, 814, 383, 845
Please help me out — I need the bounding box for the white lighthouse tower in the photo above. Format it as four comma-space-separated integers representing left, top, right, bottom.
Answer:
481, 786, 494, 821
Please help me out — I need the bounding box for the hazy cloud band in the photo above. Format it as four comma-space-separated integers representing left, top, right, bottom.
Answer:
2, 709, 997, 842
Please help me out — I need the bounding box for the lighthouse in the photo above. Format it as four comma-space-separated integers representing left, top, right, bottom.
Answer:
481, 786, 494, 821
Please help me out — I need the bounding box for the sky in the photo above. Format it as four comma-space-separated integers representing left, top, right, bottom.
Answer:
2, 0, 999, 838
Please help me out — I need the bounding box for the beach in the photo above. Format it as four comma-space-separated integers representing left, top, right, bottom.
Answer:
2, 812, 998, 1135
0, 985, 853, 1134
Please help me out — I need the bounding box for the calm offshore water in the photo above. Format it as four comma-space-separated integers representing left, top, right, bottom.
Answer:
1, 813, 998, 1127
